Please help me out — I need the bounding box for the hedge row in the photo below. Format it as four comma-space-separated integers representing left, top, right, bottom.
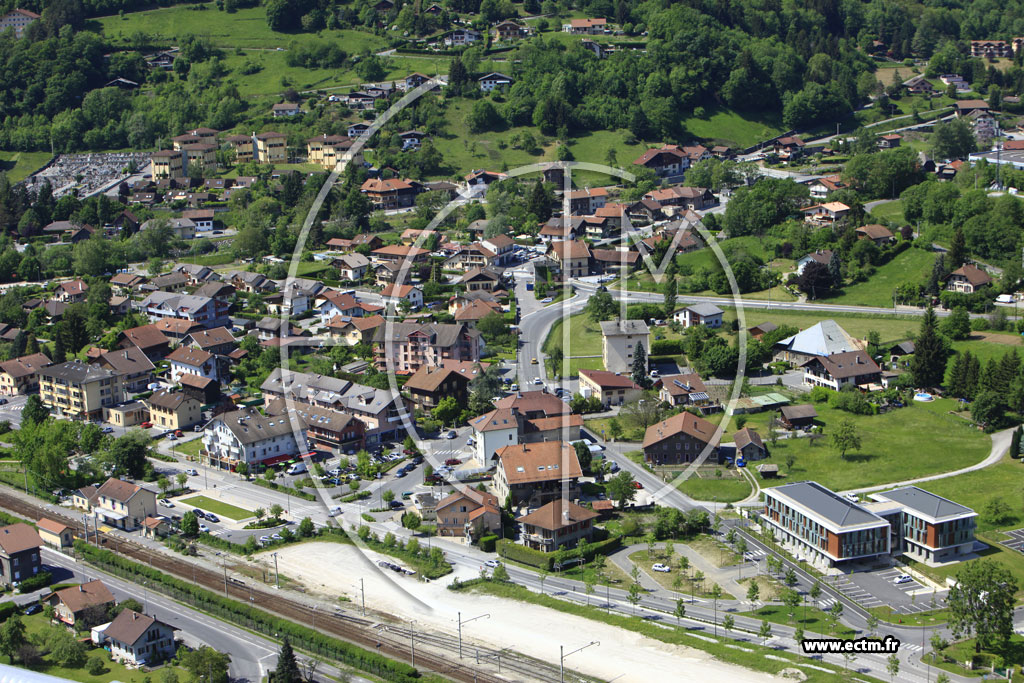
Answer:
73, 541, 420, 682
651, 339, 685, 356
478, 535, 498, 553
253, 478, 318, 501
495, 535, 621, 570
18, 570, 52, 594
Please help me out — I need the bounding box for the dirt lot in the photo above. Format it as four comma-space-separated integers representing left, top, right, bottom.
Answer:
261, 542, 774, 683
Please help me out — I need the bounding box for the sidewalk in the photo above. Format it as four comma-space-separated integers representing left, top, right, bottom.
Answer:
608, 541, 748, 601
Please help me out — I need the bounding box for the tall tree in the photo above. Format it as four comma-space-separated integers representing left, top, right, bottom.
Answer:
662, 261, 678, 319
947, 559, 1017, 653
910, 306, 948, 388
272, 638, 302, 683
830, 419, 861, 460
21, 395, 48, 426
949, 226, 967, 270
631, 342, 651, 389
827, 251, 842, 289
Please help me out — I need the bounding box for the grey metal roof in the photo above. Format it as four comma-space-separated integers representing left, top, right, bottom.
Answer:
39, 360, 118, 384
687, 303, 723, 317
599, 319, 649, 336
776, 320, 858, 357
873, 486, 975, 521
767, 481, 887, 530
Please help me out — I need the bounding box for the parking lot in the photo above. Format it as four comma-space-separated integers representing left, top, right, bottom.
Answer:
833, 567, 945, 614
1000, 527, 1024, 553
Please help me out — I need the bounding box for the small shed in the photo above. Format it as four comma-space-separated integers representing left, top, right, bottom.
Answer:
757, 463, 779, 478
779, 404, 818, 429
36, 518, 73, 549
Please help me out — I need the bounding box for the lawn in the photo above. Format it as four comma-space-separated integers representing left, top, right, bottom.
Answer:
823, 247, 935, 307
918, 453, 1024, 533
681, 105, 785, 149
721, 307, 923, 344
543, 313, 604, 357
564, 129, 648, 185
181, 495, 254, 520
744, 400, 991, 492
675, 469, 752, 503
433, 100, 555, 177
685, 534, 743, 568
173, 438, 204, 458
868, 199, 905, 225
627, 549, 735, 598
96, 4, 386, 51
0, 151, 50, 182
217, 50, 362, 98
742, 604, 856, 640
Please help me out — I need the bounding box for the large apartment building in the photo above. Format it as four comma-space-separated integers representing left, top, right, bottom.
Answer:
371, 322, 484, 373
38, 361, 126, 420
600, 319, 649, 374
762, 481, 976, 569
762, 481, 891, 568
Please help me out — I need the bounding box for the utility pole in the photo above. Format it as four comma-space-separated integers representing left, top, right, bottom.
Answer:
272, 552, 280, 589
457, 612, 489, 659
410, 621, 415, 667
222, 562, 228, 597
360, 577, 365, 615
560, 641, 599, 683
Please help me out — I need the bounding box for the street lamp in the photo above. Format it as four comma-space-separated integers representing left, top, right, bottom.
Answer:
457, 611, 489, 659
560, 641, 599, 683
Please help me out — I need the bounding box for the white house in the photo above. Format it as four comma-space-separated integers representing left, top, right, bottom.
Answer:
479, 72, 514, 92
317, 291, 368, 326
672, 303, 723, 328
165, 346, 218, 384
599, 319, 649, 374
444, 28, 481, 46
202, 406, 306, 470
347, 122, 371, 138
380, 284, 423, 310
271, 102, 302, 117
93, 610, 176, 666
469, 407, 519, 463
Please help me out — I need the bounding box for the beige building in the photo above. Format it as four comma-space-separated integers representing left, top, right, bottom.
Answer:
577, 368, 642, 406
599, 319, 649, 374
103, 401, 149, 428
547, 240, 591, 278
0, 352, 51, 396
91, 478, 157, 531
36, 518, 73, 550
147, 389, 202, 431
151, 150, 184, 179
0, 9, 39, 37
254, 132, 287, 163
38, 360, 126, 420
181, 143, 217, 173
492, 441, 582, 507
307, 134, 362, 169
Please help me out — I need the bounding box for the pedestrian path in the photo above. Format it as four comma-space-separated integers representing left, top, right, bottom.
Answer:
607, 541, 750, 599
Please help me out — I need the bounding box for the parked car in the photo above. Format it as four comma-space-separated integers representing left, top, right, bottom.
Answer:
271, 533, 283, 541
158, 499, 174, 508
193, 510, 206, 519
194, 424, 203, 432
166, 433, 177, 441
101, 426, 114, 434
894, 574, 913, 585
445, 458, 462, 466
141, 421, 153, 428
446, 430, 456, 439
198, 523, 210, 533
23, 604, 42, 615
484, 559, 500, 568
389, 500, 404, 509
260, 536, 271, 544
205, 513, 220, 523
395, 470, 407, 478
651, 563, 670, 573
632, 481, 644, 489
174, 430, 183, 437
186, 468, 199, 476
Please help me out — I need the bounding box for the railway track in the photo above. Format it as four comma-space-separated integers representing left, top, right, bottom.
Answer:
0, 492, 533, 683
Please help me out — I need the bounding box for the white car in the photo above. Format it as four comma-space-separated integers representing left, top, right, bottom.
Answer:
541, 297, 553, 303
651, 563, 671, 573
484, 559, 500, 568
893, 574, 913, 584
186, 468, 199, 476
533, 377, 542, 385
158, 499, 174, 508
509, 384, 519, 391
199, 524, 210, 533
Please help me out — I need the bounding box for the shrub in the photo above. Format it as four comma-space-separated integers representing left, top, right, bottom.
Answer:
809, 386, 832, 403
86, 657, 105, 676
650, 339, 685, 356
18, 571, 52, 593
478, 535, 498, 552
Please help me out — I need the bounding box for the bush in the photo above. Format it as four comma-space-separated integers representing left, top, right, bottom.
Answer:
0, 602, 17, 621
809, 385, 832, 403
86, 657, 105, 676
496, 539, 554, 570
17, 571, 52, 593
650, 339, 685, 356
970, 318, 990, 331
478, 535, 498, 553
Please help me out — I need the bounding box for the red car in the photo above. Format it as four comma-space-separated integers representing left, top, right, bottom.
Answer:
174, 430, 183, 437
140, 421, 153, 428
632, 481, 644, 490
445, 458, 462, 466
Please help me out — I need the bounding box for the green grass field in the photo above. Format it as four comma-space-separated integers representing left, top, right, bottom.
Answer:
918, 454, 1024, 533
742, 604, 856, 639
0, 151, 51, 182
96, 4, 386, 51
565, 129, 648, 185
627, 550, 735, 598
543, 313, 604, 357
182, 495, 253, 520
432, 100, 555, 177
868, 199, 906, 225
675, 471, 752, 503
823, 247, 935, 307
218, 51, 362, 97
722, 307, 922, 344
749, 400, 990, 492
682, 105, 784, 149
